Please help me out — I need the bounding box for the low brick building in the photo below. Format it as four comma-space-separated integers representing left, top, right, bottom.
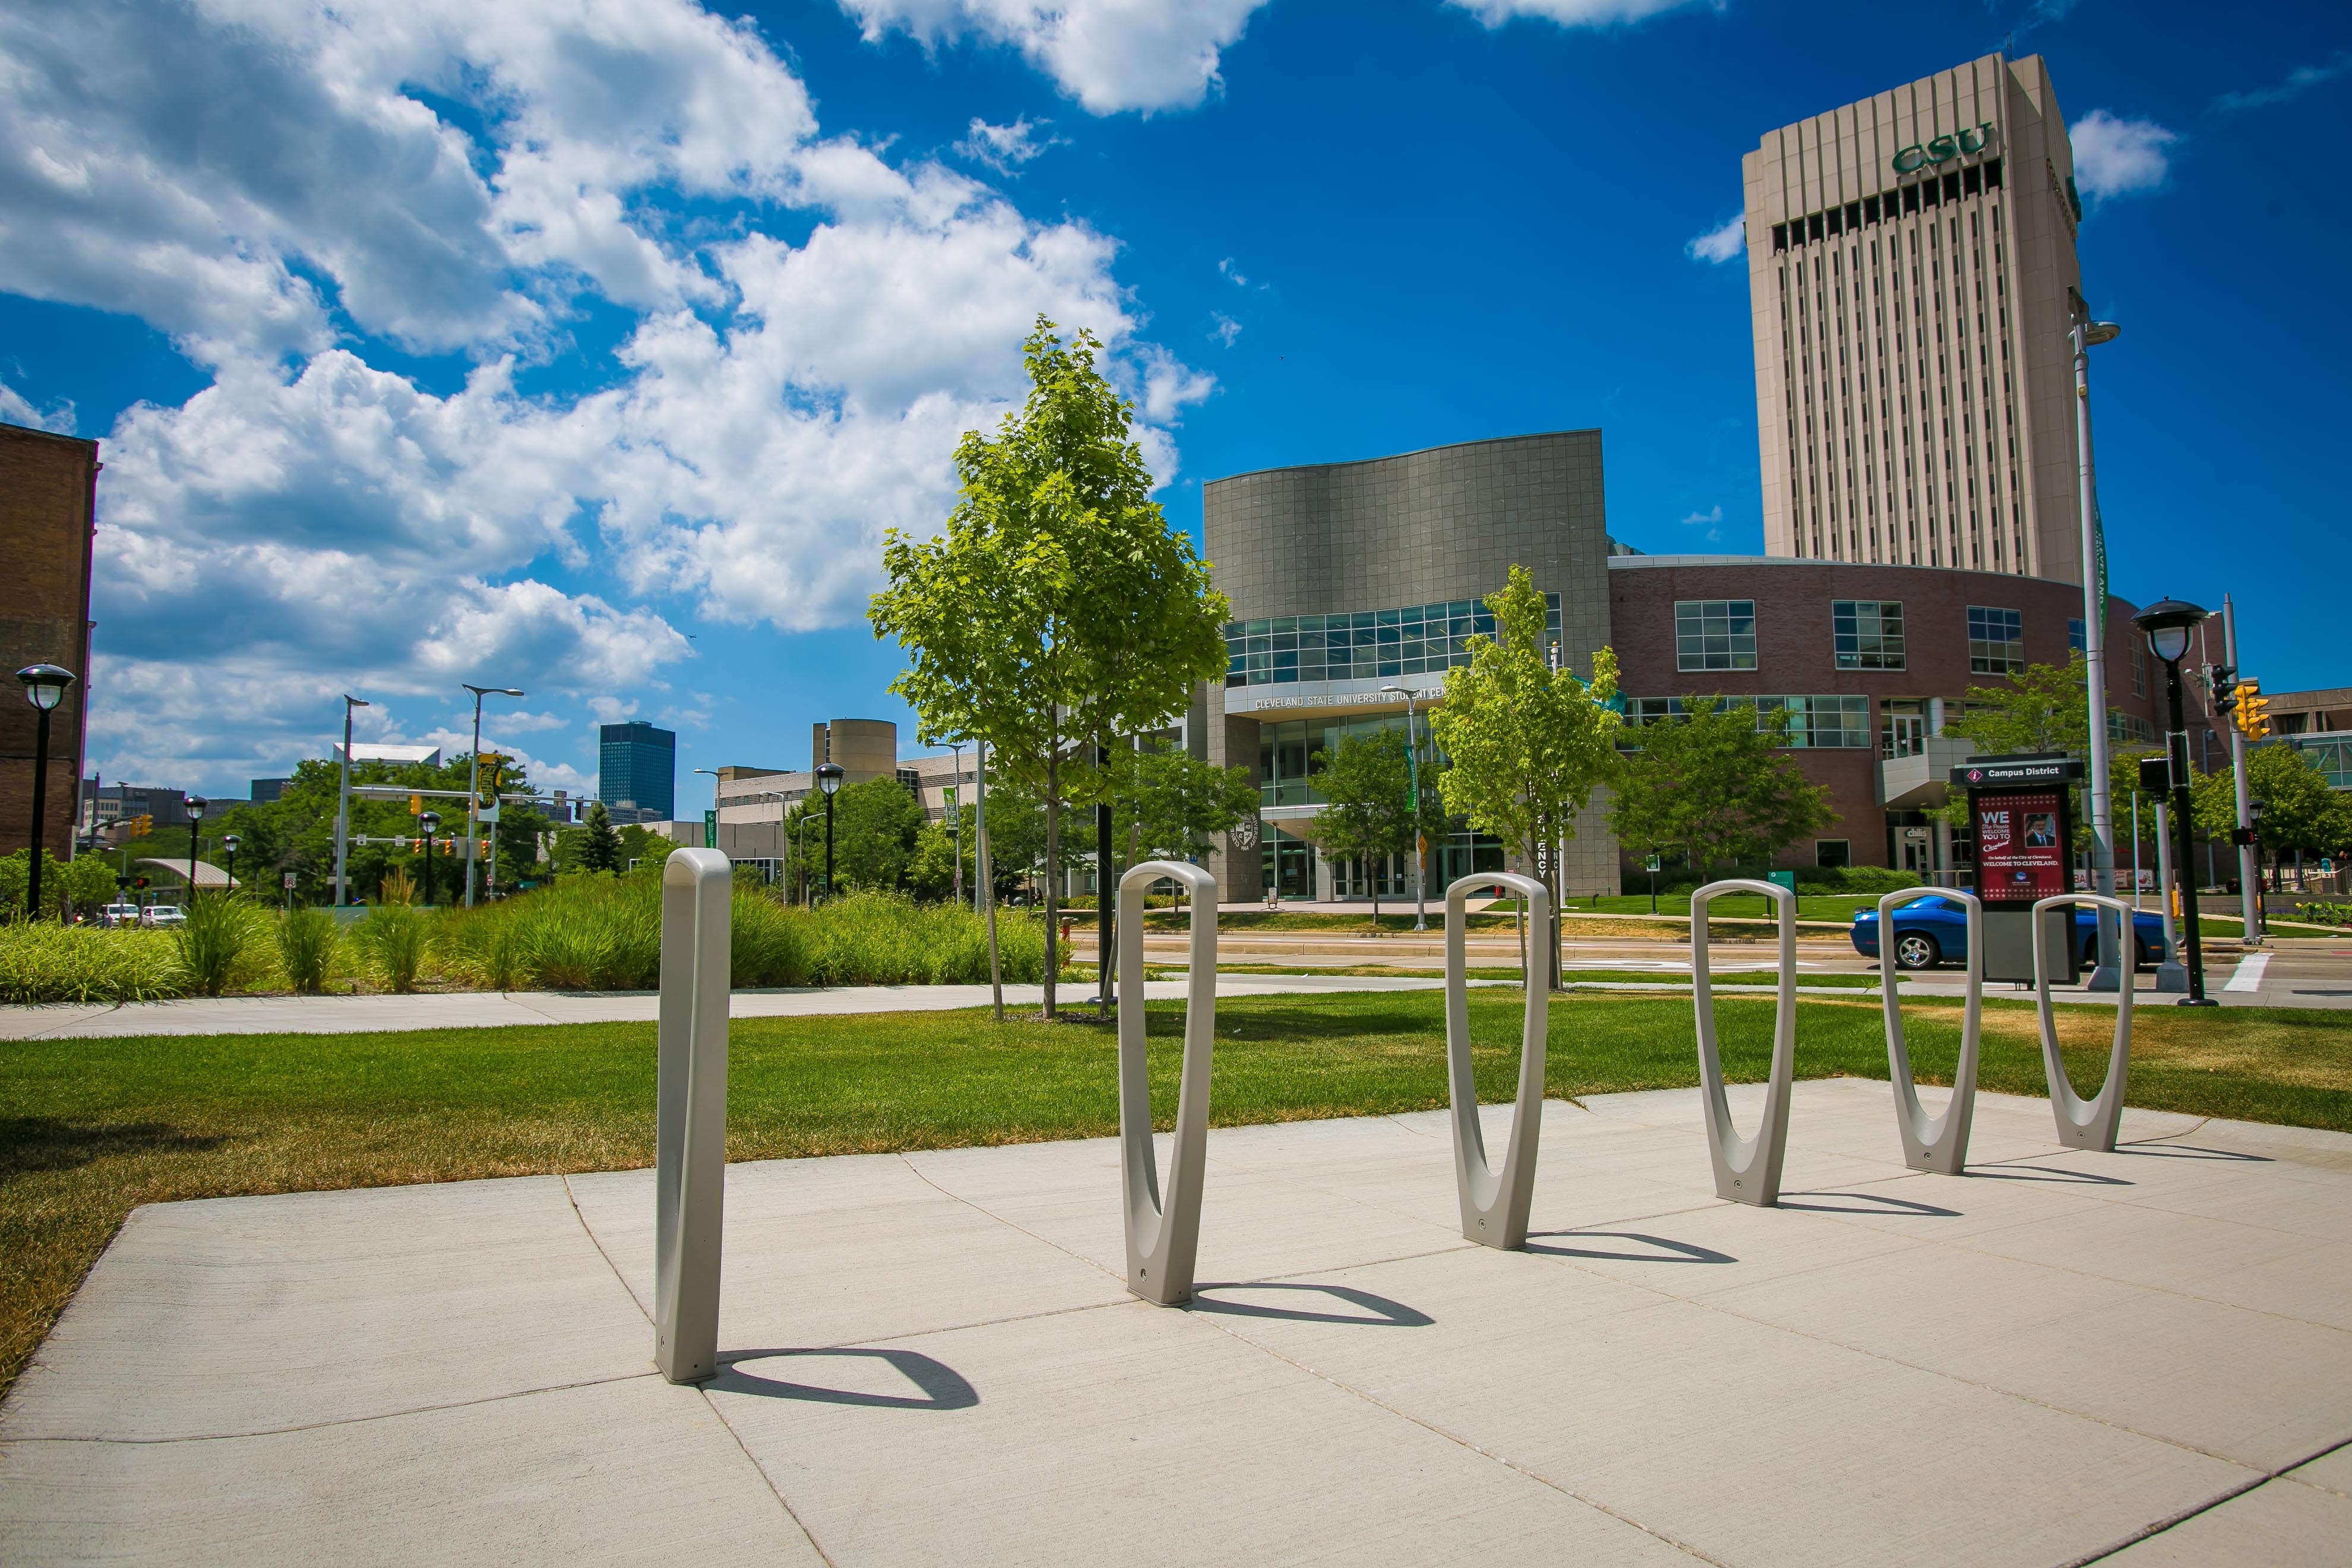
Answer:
0, 422, 99, 861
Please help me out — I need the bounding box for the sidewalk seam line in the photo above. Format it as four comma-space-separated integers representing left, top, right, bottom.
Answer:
698, 1384, 840, 1568
2063, 1433, 2352, 1566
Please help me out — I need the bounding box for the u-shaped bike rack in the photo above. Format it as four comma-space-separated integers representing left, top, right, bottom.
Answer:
1444, 872, 1551, 1249
1692, 878, 1799, 1206
655, 848, 732, 1384
1879, 887, 1983, 1174
2032, 892, 2138, 1152
1117, 860, 1220, 1305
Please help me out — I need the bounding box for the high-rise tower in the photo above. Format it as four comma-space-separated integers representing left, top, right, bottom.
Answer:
1743, 54, 2087, 580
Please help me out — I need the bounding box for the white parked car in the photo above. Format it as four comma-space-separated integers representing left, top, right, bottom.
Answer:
140, 905, 186, 928
100, 903, 143, 928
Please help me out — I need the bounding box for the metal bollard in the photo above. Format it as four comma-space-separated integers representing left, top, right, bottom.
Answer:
2031, 893, 2138, 1152
1691, 878, 1798, 1206
1443, 872, 1550, 1248
1879, 887, 1983, 1174
655, 848, 732, 1383
1117, 859, 1218, 1305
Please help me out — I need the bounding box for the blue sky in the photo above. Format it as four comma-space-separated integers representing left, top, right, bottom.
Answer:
2, 0, 2344, 808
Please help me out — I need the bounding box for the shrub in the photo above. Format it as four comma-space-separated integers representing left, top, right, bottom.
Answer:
276, 907, 340, 994
174, 894, 265, 998
357, 903, 431, 992
0, 924, 186, 1004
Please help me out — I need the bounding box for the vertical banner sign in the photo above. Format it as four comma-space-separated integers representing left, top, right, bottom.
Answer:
1974, 788, 2070, 906
703, 808, 717, 848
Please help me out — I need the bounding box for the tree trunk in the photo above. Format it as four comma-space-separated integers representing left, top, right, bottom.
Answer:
1044, 730, 1059, 1020
1098, 741, 1113, 1020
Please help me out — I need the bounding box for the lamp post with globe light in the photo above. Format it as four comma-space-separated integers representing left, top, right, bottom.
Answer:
222, 833, 241, 897
185, 796, 208, 905
15, 664, 75, 921
816, 763, 843, 902
2132, 598, 2217, 1006
419, 810, 442, 908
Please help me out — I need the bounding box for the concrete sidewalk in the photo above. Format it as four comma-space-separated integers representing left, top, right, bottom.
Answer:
5, 1082, 2347, 1565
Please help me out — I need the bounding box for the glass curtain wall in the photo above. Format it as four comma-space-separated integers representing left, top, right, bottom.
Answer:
1257, 715, 1504, 899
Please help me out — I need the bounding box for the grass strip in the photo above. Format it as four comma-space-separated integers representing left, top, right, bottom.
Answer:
2, 991, 2344, 1402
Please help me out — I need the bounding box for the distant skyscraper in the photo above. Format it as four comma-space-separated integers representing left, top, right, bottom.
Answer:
599, 721, 676, 820
1742, 53, 2087, 580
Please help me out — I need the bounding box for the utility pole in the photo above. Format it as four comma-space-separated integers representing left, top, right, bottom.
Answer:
2072, 314, 2123, 991
334, 694, 367, 905
2224, 597, 2259, 944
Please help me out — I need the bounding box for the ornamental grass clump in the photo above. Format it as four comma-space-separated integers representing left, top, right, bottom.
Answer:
174, 894, 267, 998
357, 903, 431, 993
276, 906, 340, 995
0, 923, 186, 1004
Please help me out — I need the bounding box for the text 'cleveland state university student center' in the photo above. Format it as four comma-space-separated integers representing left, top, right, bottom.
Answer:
1184, 52, 2204, 906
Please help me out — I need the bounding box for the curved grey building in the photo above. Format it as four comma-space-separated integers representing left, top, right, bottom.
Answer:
1200, 430, 1623, 902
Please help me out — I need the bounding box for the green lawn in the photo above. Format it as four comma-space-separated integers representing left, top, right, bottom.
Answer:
4, 990, 2347, 1403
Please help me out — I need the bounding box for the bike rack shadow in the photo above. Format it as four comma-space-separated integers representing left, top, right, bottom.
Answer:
1776, 1190, 1961, 1217
1879, 887, 1983, 1174
1186, 1282, 1434, 1327
1118, 860, 1220, 1306
1691, 878, 1800, 1206
2032, 893, 2137, 1152
1444, 871, 1551, 1249
1967, 1163, 2134, 1186
709, 1348, 979, 1410
1524, 1231, 1737, 1264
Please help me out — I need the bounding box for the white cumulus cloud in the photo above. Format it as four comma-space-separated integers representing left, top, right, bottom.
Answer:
2069, 110, 2178, 206
10, 0, 1213, 792
839, 0, 1271, 113
954, 115, 1060, 172
1449, 0, 1719, 29
1686, 214, 1745, 264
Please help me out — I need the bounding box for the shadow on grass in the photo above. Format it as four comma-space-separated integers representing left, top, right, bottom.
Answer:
710, 1348, 979, 1409
0, 1118, 229, 1180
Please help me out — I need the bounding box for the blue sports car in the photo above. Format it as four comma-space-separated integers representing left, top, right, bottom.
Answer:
1851, 894, 2170, 972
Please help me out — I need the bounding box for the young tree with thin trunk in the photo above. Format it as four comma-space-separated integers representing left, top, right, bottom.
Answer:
871, 317, 1228, 1019
1311, 728, 1417, 928
1608, 696, 1837, 911
1429, 565, 1624, 990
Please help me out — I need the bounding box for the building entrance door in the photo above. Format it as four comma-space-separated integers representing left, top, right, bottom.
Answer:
1883, 713, 1927, 758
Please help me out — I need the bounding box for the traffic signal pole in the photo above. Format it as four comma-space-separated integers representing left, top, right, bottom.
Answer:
2223, 598, 2258, 943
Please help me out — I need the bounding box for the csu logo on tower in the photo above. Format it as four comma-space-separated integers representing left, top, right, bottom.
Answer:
1892, 123, 1997, 175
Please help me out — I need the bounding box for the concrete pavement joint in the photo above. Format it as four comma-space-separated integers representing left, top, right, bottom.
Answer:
2065, 1434, 2352, 1566
700, 1383, 843, 1568
5, 1369, 662, 1446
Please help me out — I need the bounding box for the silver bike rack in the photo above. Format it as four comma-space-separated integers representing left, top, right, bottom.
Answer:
1117, 859, 1219, 1305
655, 848, 732, 1383
1879, 887, 1983, 1174
1692, 878, 1798, 1206
1443, 872, 1550, 1248
2031, 892, 2138, 1152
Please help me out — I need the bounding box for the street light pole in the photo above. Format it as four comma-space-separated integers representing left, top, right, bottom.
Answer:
185, 795, 208, 902
222, 833, 241, 897
817, 763, 843, 901
419, 810, 441, 908
334, 694, 369, 906
460, 684, 524, 908
2072, 315, 2123, 990
16, 664, 75, 921
694, 767, 722, 853
2135, 598, 2217, 1007
1380, 684, 1429, 932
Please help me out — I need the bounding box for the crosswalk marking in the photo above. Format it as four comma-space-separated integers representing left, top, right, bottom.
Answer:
2223, 952, 2271, 994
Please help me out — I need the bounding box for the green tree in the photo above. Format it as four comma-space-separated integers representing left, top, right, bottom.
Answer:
1610, 697, 1837, 904
1311, 728, 1417, 927
0, 849, 117, 919
1930, 653, 2110, 849
578, 801, 624, 873
871, 317, 1229, 1017
2196, 745, 2351, 886
1103, 744, 1256, 869
832, 777, 926, 892
1430, 564, 1625, 988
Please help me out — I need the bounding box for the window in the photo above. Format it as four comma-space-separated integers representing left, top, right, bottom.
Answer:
1816, 839, 1851, 869
2131, 640, 2148, 698
1222, 593, 1557, 688
1621, 695, 1868, 748
2067, 617, 2086, 653
1832, 600, 1906, 669
1968, 605, 2024, 675
1676, 600, 1757, 671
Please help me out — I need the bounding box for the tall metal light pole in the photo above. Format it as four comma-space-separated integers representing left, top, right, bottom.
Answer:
1380, 684, 1429, 932
222, 833, 241, 897
334, 694, 369, 906
816, 763, 843, 900
16, 665, 75, 921
2072, 315, 2124, 990
693, 767, 722, 853
2134, 598, 2217, 1006
460, 684, 524, 907
419, 810, 441, 908
185, 795, 208, 903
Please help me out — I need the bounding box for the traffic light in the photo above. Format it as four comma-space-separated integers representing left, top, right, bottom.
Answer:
479, 837, 491, 858
2234, 681, 2270, 740
2136, 754, 2170, 793
2209, 665, 2238, 716
409, 794, 423, 815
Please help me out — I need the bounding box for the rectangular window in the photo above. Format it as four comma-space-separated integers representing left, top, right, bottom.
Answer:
1224, 593, 1548, 687
1816, 839, 1851, 869
2131, 640, 2148, 698
1675, 600, 1757, 672
1772, 222, 1788, 252
1831, 600, 1907, 669
2068, 617, 2086, 653
1968, 605, 2025, 675
1808, 212, 1824, 242
1984, 156, 2003, 189
1902, 183, 1921, 214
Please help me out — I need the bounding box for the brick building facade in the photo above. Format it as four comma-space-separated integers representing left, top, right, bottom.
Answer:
0, 422, 99, 861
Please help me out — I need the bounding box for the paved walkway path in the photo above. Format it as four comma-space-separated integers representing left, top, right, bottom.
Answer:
4, 1083, 2345, 1564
